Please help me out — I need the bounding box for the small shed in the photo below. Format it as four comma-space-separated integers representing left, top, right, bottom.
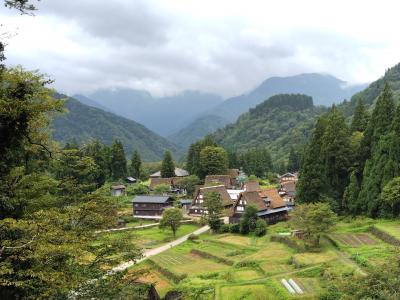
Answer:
178, 199, 192, 212
110, 185, 127, 196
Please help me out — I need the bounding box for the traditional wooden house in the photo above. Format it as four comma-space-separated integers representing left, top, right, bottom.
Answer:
230, 189, 289, 224
204, 175, 234, 189
279, 181, 296, 205
149, 167, 189, 178
189, 185, 233, 216
110, 185, 127, 196
178, 199, 192, 213
279, 172, 298, 183
132, 195, 174, 218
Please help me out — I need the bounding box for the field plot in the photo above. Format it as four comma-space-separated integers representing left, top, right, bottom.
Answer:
330, 233, 377, 246
375, 223, 400, 240
218, 283, 285, 300
152, 251, 231, 276
233, 269, 264, 281
129, 268, 172, 298
216, 234, 258, 247
292, 250, 338, 267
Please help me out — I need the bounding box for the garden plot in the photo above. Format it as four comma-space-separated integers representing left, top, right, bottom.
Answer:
152, 252, 230, 276
218, 283, 285, 300
330, 233, 377, 246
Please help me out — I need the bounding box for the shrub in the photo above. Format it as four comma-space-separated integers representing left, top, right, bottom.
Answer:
254, 219, 267, 236
230, 223, 240, 233
188, 234, 199, 241
219, 224, 231, 233
127, 183, 149, 195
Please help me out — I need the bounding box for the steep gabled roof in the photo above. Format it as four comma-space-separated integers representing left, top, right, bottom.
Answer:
233, 191, 268, 212
205, 175, 232, 188
150, 167, 189, 178
227, 169, 240, 179
149, 178, 173, 189
279, 172, 296, 178
111, 185, 126, 190
244, 180, 260, 192
281, 181, 296, 193
259, 188, 286, 209
194, 185, 232, 207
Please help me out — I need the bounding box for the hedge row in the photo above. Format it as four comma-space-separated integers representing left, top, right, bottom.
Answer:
368, 226, 400, 246
270, 235, 306, 252
147, 259, 187, 283
190, 249, 234, 266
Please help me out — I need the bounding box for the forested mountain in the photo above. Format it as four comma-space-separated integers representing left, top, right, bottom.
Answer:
213, 94, 327, 164
52, 97, 180, 161
171, 73, 366, 146
84, 89, 224, 136
73, 94, 110, 112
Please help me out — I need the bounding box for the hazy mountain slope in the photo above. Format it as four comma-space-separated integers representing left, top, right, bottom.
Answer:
171, 73, 366, 146
72, 94, 110, 112
52, 97, 180, 161
213, 94, 327, 162
85, 89, 224, 136
168, 114, 228, 147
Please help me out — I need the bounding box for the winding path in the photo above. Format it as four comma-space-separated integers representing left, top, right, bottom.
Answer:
111, 225, 210, 273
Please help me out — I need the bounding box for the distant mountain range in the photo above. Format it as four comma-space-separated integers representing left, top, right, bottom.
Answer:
52, 96, 180, 161
73, 89, 224, 136
170, 73, 367, 147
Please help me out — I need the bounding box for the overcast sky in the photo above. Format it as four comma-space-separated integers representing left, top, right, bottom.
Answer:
1, 0, 399, 98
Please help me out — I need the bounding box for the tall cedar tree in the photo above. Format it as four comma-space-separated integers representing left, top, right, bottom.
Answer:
238, 148, 273, 177
350, 99, 369, 132
342, 170, 360, 215
321, 105, 352, 209
296, 116, 328, 203
161, 150, 175, 178
357, 84, 396, 216
186, 135, 216, 177
199, 146, 228, 177
111, 139, 127, 179
130, 150, 141, 179
82, 140, 110, 186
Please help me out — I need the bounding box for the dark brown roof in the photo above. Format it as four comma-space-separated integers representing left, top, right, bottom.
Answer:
227, 169, 240, 179
234, 191, 268, 212
244, 180, 260, 192
281, 181, 296, 192
195, 185, 232, 207
149, 178, 172, 189
259, 188, 286, 209
205, 175, 232, 188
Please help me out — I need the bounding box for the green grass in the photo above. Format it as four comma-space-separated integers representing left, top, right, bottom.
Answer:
374, 222, 400, 240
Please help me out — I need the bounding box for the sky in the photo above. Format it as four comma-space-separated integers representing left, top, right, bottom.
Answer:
1, 0, 400, 98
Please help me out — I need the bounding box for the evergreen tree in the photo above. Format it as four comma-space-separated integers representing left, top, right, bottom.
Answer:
130, 150, 141, 179
296, 116, 328, 203
287, 147, 300, 172
321, 106, 352, 208
342, 170, 360, 215
82, 140, 109, 186
161, 150, 175, 178
350, 99, 369, 132
357, 84, 396, 216
186, 135, 216, 177
110, 139, 127, 180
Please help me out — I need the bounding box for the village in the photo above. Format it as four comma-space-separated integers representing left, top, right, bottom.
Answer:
101, 167, 400, 300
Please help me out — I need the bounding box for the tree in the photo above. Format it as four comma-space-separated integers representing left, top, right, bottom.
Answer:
130, 150, 141, 179
296, 116, 328, 203
110, 139, 127, 180
203, 191, 224, 231
239, 205, 258, 234
254, 219, 267, 236
350, 99, 369, 132
186, 135, 217, 178
159, 208, 183, 238
153, 184, 170, 194
290, 203, 336, 247
174, 175, 200, 196
161, 150, 175, 178
82, 140, 110, 186
199, 146, 228, 177
342, 170, 360, 215
380, 177, 400, 217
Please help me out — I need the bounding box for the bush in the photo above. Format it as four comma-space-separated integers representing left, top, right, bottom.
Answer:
230, 223, 240, 233
188, 234, 199, 241
254, 219, 267, 236
127, 183, 148, 196
219, 224, 231, 233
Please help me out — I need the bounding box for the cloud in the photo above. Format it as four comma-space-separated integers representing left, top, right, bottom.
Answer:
1, 0, 400, 97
